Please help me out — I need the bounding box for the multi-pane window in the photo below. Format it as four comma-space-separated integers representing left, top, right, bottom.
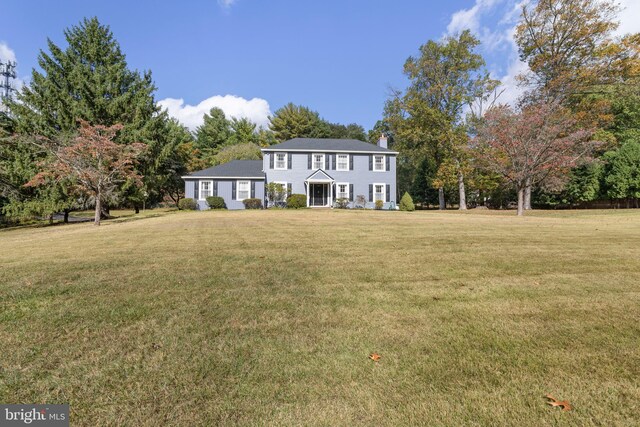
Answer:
237, 180, 250, 200
275, 153, 287, 169
313, 153, 325, 170
374, 155, 385, 171
337, 154, 349, 171
374, 184, 385, 202
337, 183, 349, 199
200, 181, 212, 199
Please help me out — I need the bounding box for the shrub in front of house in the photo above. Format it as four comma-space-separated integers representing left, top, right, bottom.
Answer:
206, 196, 226, 209
287, 194, 307, 209
243, 198, 263, 209
335, 198, 350, 209
178, 198, 197, 210
375, 200, 384, 210
399, 192, 415, 211
354, 195, 366, 209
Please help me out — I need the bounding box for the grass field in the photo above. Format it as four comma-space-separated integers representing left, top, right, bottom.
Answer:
1, 209, 639, 426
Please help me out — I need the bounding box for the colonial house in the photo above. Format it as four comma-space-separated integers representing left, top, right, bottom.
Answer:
182, 136, 397, 209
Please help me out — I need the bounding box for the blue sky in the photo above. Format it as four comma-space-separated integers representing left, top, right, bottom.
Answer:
1, 0, 638, 131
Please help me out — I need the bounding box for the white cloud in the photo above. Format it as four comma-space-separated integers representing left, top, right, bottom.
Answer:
158, 94, 271, 131
0, 41, 25, 97
447, 0, 502, 35
217, 0, 238, 8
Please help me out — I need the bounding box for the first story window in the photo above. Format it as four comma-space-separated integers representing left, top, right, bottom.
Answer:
374, 184, 385, 202
200, 181, 212, 199
337, 182, 349, 199
275, 153, 287, 169
313, 153, 325, 170
237, 180, 250, 200
374, 155, 385, 171
337, 154, 349, 171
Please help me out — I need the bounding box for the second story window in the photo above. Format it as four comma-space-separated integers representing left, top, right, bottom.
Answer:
337, 154, 349, 171
313, 153, 325, 170
275, 153, 287, 170
374, 155, 385, 171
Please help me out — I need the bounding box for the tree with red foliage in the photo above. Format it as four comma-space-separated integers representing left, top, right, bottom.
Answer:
27, 121, 146, 225
473, 102, 599, 215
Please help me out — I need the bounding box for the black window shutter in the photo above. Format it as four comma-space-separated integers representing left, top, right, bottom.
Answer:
287, 153, 292, 169
386, 155, 390, 171
369, 184, 373, 202
308, 154, 312, 169
269, 153, 274, 169
349, 155, 353, 170
369, 155, 373, 171
194, 181, 199, 200
251, 181, 256, 198
287, 183, 292, 195
325, 155, 329, 170
332, 154, 336, 170
349, 184, 353, 201
386, 184, 390, 202
213, 181, 218, 197
232, 181, 237, 200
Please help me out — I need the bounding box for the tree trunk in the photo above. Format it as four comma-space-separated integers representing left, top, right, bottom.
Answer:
458, 171, 467, 210
524, 177, 532, 210
94, 194, 101, 226
135, 206, 140, 214
48, 214, 54, 225
63, 210, 69, 223
517, 184, 525, 216
438, 187, 445, 210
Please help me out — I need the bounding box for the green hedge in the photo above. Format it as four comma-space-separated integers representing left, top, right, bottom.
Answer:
287, 194, 307, 209
178, 198, 197, 210
206, 196, 226, 209
243, 198, 263, 209
375, 200, 384, 210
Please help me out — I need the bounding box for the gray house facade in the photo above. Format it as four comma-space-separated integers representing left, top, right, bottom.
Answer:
182, 137, 397, 210
182, 160, 265, 210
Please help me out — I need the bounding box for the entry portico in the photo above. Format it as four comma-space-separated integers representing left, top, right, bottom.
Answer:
305, 169, 334, 207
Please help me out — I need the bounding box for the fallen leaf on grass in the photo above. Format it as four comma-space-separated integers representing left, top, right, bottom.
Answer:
545, 394, 572, 411
369, 353, 381, 362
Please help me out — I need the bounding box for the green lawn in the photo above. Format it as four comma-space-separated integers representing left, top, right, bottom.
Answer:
1, 209, 638, 426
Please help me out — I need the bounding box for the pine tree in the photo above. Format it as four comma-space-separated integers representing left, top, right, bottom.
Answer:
269, 103, 330, 142
195, 107, 231, 151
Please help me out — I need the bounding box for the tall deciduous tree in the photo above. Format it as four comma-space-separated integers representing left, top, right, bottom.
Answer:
386, 30, 498, 210
27, 122, 145, 225
474, 102, 597, 215
269, 103, 330, 142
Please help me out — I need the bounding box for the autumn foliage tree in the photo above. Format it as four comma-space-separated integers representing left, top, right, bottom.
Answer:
473, 102, 598, 215
27, 122, 145, 225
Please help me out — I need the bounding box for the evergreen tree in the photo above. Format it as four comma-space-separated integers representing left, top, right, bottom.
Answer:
228, 117, 258, 145
269, 103, 330, 142
195, 107, 230, 151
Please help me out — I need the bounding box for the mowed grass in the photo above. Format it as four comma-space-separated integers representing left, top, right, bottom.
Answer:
0, 209, 639, 426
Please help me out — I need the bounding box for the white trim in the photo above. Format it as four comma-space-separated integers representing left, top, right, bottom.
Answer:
236, 180, 250, 201
307, 182, 332, 208
262, 148, 398, 155
373, 154, 386, 172
336, 154, 349, 171
312, 152, 325, 170
336, 182, 349, 200
274, 152, 288, 170
182, 176, 265, 180
373, 182, 386, 203
199, 180, 213, 200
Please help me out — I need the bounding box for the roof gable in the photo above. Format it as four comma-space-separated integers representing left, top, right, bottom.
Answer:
263, 138, 396, 153
306, 169, 334, 182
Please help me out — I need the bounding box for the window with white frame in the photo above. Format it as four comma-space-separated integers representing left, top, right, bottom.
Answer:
200, 181, 212, 199
237, 180, 250, 200
374, 155, 385, 171
337, 154, 349, 171
275, 152, 287, 170
337, 183, 349, 199
313, 153, 325, 170
374, 184, 385, 202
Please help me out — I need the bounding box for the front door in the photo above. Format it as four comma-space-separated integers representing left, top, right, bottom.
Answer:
310, 183, 328, 207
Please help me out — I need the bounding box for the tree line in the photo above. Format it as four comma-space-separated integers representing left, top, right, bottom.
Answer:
386, 0, 639, 215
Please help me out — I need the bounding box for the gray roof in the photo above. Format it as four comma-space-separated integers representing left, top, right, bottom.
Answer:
263, 138, 396, 153
183, 160, 264, 179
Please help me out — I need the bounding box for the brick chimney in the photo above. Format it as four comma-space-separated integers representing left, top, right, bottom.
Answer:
378, 133, 388, 149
